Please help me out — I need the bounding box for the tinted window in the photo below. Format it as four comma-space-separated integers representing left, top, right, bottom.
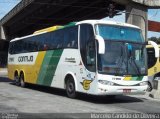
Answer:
96, 25, 144, 42
63, 26, 78, 48
9, 42, 14, 54
9, 26, 78, 54
80, 24, 96, 72
54, 30, 63, 48
48, 26, 78, 49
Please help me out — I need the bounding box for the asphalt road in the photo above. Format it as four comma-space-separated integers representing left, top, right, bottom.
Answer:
0, 77, 160, 118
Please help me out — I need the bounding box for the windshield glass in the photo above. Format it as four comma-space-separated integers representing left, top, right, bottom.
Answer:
96, 24, 145, 42
97, 40, 147, 76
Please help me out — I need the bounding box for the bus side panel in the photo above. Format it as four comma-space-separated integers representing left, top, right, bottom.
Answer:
50, 49, 96, 94
50, 49, 82, 90
36, 50, 63, 86
26, 51, 46, 84
8, 49, 97, 94
7, 52, 46, 84
8, 64, 16, 80
8, 54, 14, 80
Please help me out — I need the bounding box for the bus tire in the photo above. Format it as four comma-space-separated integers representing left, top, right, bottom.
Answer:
20, 73, 26, 88
66, 76, 77, 98
147, 82, 152, 92
14, 74, 20, 86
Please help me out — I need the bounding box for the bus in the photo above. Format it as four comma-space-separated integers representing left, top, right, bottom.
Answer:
8, 20, 152, 98
147, 43, 160, 91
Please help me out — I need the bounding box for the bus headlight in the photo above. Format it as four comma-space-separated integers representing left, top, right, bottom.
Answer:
140, 82, 148, 86
98, 80, 114, 86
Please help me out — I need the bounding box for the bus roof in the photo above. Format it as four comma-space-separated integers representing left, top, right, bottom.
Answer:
33, 25, 62, 34
10, 20, 140, 42
76, 20, 140, 29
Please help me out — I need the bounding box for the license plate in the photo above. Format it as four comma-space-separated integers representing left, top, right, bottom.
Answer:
123, 89, 131, 93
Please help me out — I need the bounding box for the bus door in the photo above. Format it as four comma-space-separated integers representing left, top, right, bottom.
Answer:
79, 24, 97, 93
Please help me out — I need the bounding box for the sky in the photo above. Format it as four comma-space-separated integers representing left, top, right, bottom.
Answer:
0, 0, 159, 38
0, 0, 21, 18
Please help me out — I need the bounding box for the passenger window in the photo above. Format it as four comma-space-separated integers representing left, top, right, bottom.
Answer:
63, 26, 78, 48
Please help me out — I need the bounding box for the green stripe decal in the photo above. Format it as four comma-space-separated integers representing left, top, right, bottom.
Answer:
58, 22, 76, 30
135, 76, 143, 81
131, 77, 139, 81
37, 51, 53, 85
37, 50, 63, 86
131, 76, 143, 81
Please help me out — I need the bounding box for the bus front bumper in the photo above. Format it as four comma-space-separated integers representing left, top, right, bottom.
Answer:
97, 85, 147, 95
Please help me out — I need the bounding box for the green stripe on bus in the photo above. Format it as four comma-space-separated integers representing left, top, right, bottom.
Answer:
131, 76, 143, 81
37, 51, 54, 85
37, 50, 63, 86
58, 22, 76, 30
135, 76, 143, 81
43, 50, 63, 86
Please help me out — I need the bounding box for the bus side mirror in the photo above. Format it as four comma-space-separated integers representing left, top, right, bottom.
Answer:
148, 40, 159, 58
95, 35, 105, 54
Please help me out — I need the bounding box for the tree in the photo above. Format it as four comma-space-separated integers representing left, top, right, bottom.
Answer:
148, 37, 160, 43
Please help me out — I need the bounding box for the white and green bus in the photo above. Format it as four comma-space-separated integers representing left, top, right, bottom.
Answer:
8, 20, 150, 98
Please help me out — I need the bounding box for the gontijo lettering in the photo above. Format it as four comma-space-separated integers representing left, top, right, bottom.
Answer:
18, 56, 33, 62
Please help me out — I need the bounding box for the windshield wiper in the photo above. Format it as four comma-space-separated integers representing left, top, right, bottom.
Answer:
115, 43, 127, 75
129, 56, 141, 75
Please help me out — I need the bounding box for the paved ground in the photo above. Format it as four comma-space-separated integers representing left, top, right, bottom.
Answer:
0, 68, 8, 77
1, 77, 160, 118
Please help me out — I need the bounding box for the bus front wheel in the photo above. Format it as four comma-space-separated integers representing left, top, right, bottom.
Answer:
66, 77, 77, 98
147, 82, 152, 92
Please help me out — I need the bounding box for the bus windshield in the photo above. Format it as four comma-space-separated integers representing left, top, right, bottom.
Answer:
96, 25, 147, 76
96, 24, 145, 43
98, 41, 147, 76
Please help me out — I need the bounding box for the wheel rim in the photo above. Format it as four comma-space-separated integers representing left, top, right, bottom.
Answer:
67, 79, 76, 96
21, 78, 24, 85
14, 76, 20, 85
15, 76, 18, 82
67, 81, 74, 94
20, 75, 25, 87
147, 83, 152, 92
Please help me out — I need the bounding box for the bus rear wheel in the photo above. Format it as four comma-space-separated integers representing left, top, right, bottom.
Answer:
20, 73, 26, 87
14, 75, 20, 86
66, 77, 77, 98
